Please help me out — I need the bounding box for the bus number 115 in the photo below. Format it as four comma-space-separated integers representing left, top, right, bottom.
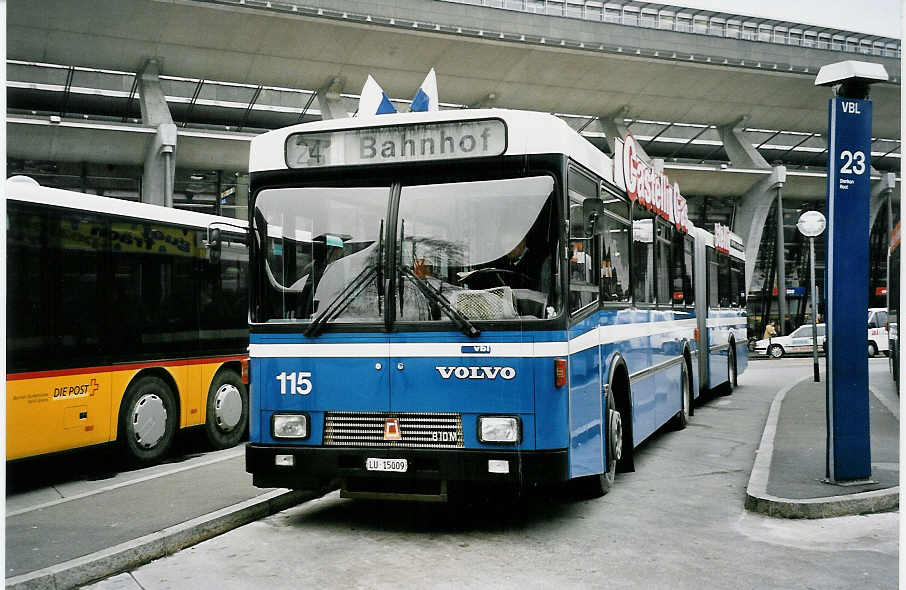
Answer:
276, 371, 312, 395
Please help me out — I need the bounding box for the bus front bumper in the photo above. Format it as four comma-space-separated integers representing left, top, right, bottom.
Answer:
246, 444, 568, 492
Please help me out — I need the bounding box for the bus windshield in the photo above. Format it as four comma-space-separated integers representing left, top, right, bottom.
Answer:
254, 175, 560, 327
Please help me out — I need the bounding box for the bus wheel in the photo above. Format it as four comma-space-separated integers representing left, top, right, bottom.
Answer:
726, 346, 736, 394
670, 361, 690, 430
205, 369, 248, 449
119, 376, 177, 464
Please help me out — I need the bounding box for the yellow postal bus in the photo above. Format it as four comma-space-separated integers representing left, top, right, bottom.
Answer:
6, 177, 250, 463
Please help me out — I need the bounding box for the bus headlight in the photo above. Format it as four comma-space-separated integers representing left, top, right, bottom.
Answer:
478, 416, 520, 444
272, 413, 308, 439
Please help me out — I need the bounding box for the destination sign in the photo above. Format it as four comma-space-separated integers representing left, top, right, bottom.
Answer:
286, 119, 507, 169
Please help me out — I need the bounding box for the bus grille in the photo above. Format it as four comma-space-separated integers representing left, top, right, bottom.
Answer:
323, 412, 464, 449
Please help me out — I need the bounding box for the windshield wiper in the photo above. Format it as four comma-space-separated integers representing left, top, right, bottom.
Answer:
398, 265, 480, 338
304, 264, 377, 337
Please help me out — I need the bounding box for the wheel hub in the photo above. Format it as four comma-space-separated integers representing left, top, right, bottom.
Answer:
132, 394, 167, 449
214, 384, 242, 431
608, 408, 623, 462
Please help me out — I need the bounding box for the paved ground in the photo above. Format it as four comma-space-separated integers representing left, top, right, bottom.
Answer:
81, 357, 898, 590
5, 436, 308, 589
768, 376, 898, 499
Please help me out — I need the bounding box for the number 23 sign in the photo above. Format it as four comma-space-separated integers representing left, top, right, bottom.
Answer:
829, 98, 871, 197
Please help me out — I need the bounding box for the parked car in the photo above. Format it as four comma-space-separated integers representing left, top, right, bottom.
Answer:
867, 307, 890, 357
754, 323, 826, 359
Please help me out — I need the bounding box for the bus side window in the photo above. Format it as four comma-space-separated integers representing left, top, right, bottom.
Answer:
707, 247, 719, 308
717, 252, 731, 307
656, 223, 672, 307
728, 258, 742, 307
600, 211, 630, 302
568, 237, 597, 314
567, 166, 601, 315
670, 231, 695, 307
631, 203, 655, 305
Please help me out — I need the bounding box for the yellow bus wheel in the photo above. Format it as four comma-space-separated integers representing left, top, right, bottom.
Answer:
118, 376, 177, 464
205, 369, 248, 449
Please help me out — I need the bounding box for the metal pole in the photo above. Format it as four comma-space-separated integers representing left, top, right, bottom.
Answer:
776, 187, 789, 333
811, 237, 820, 382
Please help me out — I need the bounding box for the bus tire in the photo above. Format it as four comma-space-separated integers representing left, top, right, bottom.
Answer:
669, 360, 691, 430
726, 345, 736, 394
205, 369, 248, 450
118, 375, 178, 464
729, 343, 738, 388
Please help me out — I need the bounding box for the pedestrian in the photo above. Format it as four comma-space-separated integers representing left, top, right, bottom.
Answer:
763, 321, 777, 342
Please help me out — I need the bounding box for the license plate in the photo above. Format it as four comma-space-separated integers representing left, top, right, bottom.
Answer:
365, 458, 408, 473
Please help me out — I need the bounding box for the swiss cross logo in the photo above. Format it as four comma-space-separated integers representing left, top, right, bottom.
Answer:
90, 378, 99, 396
383, 418, 402, 440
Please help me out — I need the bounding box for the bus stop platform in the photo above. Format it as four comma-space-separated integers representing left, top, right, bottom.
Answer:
5, 447, 313, 590
746, 363, 900, 518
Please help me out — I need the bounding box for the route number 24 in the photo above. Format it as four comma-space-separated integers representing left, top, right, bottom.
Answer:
276, 371, 312, 395
839, 150, 866, 175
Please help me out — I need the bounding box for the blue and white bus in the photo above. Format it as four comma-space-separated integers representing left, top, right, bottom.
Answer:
244, 109, 746, 500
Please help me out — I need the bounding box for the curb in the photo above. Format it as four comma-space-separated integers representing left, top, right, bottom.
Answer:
744, 376, 899, 519
5, 489, 313, 590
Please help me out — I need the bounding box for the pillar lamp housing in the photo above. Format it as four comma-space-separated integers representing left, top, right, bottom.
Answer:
815, 60, 889, 99
796, 211, 826, 238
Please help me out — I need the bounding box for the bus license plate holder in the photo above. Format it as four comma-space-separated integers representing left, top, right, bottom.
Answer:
365, 458, 408, 473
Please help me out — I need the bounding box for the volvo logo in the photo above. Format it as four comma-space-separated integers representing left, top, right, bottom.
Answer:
435, 366, 516, 380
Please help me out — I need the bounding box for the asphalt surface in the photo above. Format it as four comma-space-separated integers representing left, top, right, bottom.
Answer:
81, 357, 897, 590
6, 357, 898, 589
5, 445, 311, 589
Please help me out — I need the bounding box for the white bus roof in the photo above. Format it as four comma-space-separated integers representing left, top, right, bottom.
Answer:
249, 108, 612, 181
5, 177, 247, 232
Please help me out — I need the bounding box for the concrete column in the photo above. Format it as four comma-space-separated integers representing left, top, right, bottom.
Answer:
599, 105, 650, 161
730, 166, 787, 293
869, 172, 897, 230
775, 184, 789, 334
317, 76, 347, 120
137, 59, 176, 207
718, 116, 770, 169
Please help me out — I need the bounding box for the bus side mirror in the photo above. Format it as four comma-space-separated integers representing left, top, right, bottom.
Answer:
583, 198, 605, 237
569, 199, 606, 238
208, 228, 222, 264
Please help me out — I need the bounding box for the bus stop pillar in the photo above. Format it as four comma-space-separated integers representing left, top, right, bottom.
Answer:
816, 60, 889, 483
138, 59, 177, 207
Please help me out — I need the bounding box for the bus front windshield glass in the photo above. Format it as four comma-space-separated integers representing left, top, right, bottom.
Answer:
397, 175, 558, 323
253, 175, 560, 327
255, 186, 387, 323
